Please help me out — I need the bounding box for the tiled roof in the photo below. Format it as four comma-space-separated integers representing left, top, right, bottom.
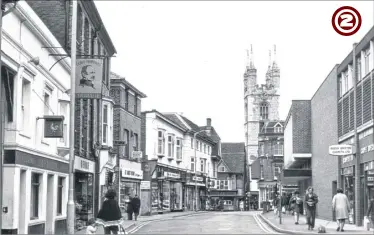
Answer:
221, 142, 245, 173
110, 72, 147, 98
162, 113, 190, 130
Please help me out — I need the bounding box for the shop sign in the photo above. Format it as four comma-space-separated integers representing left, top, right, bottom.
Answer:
368, 170, 374, 175
342, 166, 354, 175
365, 161, 374, 171
361, 144, 374, 154
164, 172, 180, 179
192, 176, 203, 182
367, 176, 374, 182
140, 181, 151, 189
342, 155, 354, 164
75, 59, 103, 99
329, 145, 353, 156
122, 168, 143, 179
74, 156, 95, 173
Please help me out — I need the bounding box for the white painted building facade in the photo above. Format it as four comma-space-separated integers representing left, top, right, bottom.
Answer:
2, 2, 71, 234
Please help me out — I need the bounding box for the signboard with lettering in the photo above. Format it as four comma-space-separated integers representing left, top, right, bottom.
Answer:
329, 145, 353, 156
44, 115, 64, 138
140, 181, 151, 190
361, 144, 374, 155
132, 151, 143, 159
75, 59, 103, 99
74, 156, 95, 173
342, 155, 354, 164
192, 176, 203, 182
164, 172, 180, 179
114, 140, 126, 146
122, 168, 143, 180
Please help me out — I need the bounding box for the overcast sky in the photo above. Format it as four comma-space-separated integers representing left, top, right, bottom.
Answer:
95, 1, 374, 142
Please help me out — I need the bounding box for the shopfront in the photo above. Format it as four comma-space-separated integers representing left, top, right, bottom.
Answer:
119, 165, 143, 215
185, 173, 206, 211
151, 165, 185, 213
341, 166, 355, 224
74, 156, 95, 231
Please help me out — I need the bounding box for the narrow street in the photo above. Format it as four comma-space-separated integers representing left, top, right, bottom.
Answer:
129, 212, 279, 234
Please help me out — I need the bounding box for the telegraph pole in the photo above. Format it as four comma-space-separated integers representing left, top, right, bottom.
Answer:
0, 0, 4, 233
67, 0, 78, 233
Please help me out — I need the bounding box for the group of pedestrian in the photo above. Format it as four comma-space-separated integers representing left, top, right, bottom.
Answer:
85, 189, 141, 234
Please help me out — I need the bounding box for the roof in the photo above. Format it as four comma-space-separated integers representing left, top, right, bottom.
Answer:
220, 142, 245, 173
110, 72, 147, 98
162, 114, 190, 130
142, 110, 188, 132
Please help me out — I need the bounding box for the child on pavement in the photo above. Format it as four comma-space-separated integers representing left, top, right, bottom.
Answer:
86, 218, 97, 234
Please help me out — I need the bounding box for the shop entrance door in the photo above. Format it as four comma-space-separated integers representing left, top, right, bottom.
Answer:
332, 181, 337, 221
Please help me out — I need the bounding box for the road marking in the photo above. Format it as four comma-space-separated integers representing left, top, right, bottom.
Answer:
253, 213, 280, 234
217, 227, 231, 230
127, 221, 150, 234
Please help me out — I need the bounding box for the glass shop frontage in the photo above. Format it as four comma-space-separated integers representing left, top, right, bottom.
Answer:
74, 156, 95, 231
185, 173, 207, 211
151, 164, 186, 213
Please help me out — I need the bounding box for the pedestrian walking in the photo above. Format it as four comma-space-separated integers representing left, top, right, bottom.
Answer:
239, 200, 244, 211
332, 188, 350, 232
365, 195, 374, 231
97, 189, 122, 234
126, 194, 134, 220
289, 191, 303, 224
304, 186, 319, 231
131, 194, 141, 221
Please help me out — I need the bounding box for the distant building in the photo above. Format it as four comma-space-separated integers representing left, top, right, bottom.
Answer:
141, 111, 221, 213
110, 72, 147, 216
251, 121, 284, 209
209, 142, 246, 211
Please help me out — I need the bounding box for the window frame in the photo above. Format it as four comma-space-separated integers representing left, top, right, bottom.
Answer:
102, 104, 109, 145
176, 138, 182, 160
30, 173, 41, 220
20, 78, 31, 134
190, 157, 195, 171
124, 129, 130, 158
157, 129, 166, 155
167, 134, 175, 158
57, 177, 64, 215
260, 102, 269, 120
133, 133, 139, 151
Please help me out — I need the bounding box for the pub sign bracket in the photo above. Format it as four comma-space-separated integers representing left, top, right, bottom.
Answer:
37, 115, 65, 138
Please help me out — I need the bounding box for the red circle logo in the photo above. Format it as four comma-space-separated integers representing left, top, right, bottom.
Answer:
332, 6, 362, 36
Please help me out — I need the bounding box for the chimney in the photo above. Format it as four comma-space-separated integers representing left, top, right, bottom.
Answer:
207, 118, 211, 127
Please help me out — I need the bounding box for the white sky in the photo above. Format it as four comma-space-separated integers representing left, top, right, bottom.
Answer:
95, 1, 374, 142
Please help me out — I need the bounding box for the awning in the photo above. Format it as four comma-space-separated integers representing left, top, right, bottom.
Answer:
281, 169, 311, 184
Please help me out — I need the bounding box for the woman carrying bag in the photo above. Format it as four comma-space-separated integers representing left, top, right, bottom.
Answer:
96, 189, 123, 234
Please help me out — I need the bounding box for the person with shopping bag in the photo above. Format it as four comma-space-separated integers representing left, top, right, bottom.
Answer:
97, 189, 123, 234
365, 195, 374, 231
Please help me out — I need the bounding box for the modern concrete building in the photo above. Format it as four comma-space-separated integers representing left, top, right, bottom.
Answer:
1, 2, 71, 233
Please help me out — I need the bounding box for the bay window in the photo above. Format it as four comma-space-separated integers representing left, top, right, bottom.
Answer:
102, 104, 108, 144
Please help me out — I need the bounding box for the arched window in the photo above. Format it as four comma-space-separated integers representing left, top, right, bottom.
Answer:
260, 103, 269, 120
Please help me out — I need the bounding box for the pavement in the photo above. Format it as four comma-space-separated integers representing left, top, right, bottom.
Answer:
75, 210, 210, 234
130, 211, 278, 234
259, 211, 374, 234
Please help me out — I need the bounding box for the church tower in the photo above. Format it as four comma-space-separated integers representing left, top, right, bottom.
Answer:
244, 45, 281, 163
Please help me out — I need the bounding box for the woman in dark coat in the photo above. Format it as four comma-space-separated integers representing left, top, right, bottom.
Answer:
366, 195, 374, 231
131, 194, 141, 221
97, 189, 122, 234
304, 186, 319, 231
126, 194, 134, 220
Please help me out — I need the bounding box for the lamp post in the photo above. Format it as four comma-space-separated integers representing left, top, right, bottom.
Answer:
194, 130, 206, 212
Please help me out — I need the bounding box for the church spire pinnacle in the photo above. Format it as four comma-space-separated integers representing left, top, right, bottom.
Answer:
273, 44, 278, 68
268, 49, 272, 68
246, 44, 255, 69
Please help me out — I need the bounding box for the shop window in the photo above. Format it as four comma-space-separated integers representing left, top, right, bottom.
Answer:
167, 135, 174, 158
57, 177, 64, 215
102, 104, 108, 144
75, 172, 94, 230
30, 173, 41, 220
157, 130, 165, 155
176, 138, 182, 160
190, 157, 195, 171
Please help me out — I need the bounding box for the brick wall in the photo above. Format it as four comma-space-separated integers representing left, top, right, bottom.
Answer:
140, 113, 147, 158
292, 100, 312, 153
311, 66, 339, 220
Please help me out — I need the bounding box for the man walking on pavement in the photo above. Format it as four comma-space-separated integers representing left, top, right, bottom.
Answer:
132, 194, 141, 221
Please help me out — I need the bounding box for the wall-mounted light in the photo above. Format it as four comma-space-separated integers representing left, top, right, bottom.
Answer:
28, 57, 40, 66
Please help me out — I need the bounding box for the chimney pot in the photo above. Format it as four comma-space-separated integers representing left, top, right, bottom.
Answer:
207, 118, 211, 127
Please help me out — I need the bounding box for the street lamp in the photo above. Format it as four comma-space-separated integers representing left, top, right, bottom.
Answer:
194, 129, 206, 212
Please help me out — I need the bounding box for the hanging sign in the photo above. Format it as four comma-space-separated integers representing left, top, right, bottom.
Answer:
75, 59, 103, 99
329, 145, 353, 156
43, 115, 65, 138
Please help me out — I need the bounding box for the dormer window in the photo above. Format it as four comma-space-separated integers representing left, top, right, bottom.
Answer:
274, 123, 283, 133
